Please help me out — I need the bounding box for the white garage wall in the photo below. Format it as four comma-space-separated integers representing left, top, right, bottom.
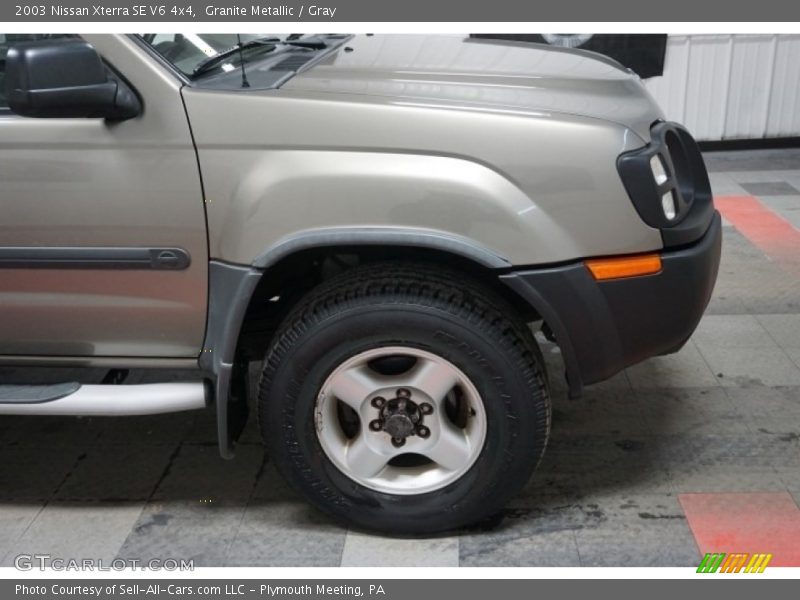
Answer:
645, 34, 800, 141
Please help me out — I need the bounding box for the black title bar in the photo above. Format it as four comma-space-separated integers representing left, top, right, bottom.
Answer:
2, 0, 799, 22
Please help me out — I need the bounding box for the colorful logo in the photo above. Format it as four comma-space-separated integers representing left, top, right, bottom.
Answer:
697, 553, 772, 573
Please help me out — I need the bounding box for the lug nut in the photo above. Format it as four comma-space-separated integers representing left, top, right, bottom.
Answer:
397, 388, 411, 398
371, 397, 385, 408
369, 419, 383, 431
420, 402, 433, 415
391, 437, 406, 447
417, 426, 430, 438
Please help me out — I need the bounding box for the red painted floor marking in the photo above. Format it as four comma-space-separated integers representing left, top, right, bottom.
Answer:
679, 492, 800, 567
715, 195, 800, 276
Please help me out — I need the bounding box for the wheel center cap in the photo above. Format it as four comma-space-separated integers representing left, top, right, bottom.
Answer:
383, 413, 416, 438
380, 397, 421, 439
369, 390, 433, 446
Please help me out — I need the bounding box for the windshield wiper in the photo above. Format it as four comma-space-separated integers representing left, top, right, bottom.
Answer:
249, 35, 328, 50
191, 36, 329, 79
192, 38, 277, 77
282, 35, 327, 50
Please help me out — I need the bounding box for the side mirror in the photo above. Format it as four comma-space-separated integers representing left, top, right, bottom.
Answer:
5, 38, 141, 120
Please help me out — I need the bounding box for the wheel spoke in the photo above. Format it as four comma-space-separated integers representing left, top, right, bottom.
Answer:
405, 358, 458, 404
425, 421, 472, 471
345, 435, 392, 479
328, 365, 387, 411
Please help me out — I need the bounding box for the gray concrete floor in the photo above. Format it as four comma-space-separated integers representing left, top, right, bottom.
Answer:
1, 149, 799, 567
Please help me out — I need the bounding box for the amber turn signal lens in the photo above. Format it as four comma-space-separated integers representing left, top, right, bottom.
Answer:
585, 253, 662, 281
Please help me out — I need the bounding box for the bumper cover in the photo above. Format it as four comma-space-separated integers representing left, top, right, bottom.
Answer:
501, 211, 722, 396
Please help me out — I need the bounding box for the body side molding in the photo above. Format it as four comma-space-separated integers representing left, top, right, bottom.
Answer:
0, 247, 191, 270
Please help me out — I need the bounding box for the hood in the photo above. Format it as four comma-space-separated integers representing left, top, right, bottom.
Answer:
282, 35, 662, 141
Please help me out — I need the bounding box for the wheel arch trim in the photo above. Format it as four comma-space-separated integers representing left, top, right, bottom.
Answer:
200, 261, 262, 459
202, 231, 512, 457
253, 227, 512, 270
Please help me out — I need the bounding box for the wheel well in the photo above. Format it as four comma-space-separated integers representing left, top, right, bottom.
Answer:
233, 246, 540, 363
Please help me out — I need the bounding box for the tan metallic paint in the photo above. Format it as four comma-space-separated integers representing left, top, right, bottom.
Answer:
0, 35, 208, 357
2, 34, 666, 359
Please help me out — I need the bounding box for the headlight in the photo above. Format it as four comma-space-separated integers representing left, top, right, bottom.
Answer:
652, 154, 676, 219
617, 121, 713, 246
650, 154, 669, 186
662, 190, 677, 220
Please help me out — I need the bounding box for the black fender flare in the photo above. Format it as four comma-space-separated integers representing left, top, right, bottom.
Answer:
201, 228, 512, 457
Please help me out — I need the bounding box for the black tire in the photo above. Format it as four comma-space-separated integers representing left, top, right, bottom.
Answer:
258, 263, 550, 534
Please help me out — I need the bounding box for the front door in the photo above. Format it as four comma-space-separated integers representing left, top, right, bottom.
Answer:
0, 34, 208, 359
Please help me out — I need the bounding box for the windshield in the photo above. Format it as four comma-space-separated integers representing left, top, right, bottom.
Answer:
139, 34, 313, 78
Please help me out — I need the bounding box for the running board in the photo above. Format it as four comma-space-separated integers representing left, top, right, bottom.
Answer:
0, 382, 207, 416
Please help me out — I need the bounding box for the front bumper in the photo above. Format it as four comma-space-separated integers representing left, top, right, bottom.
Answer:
501, 211, 722, 396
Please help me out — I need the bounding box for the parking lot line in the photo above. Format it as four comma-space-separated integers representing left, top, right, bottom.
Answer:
679, 492, 800, 567
715, 195, 800, 277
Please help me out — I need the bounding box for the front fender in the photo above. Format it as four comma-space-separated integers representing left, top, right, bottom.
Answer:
202, 150, 583, 267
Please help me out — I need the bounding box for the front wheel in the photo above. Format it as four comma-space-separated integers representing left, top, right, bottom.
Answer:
258, 264, 550, 534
